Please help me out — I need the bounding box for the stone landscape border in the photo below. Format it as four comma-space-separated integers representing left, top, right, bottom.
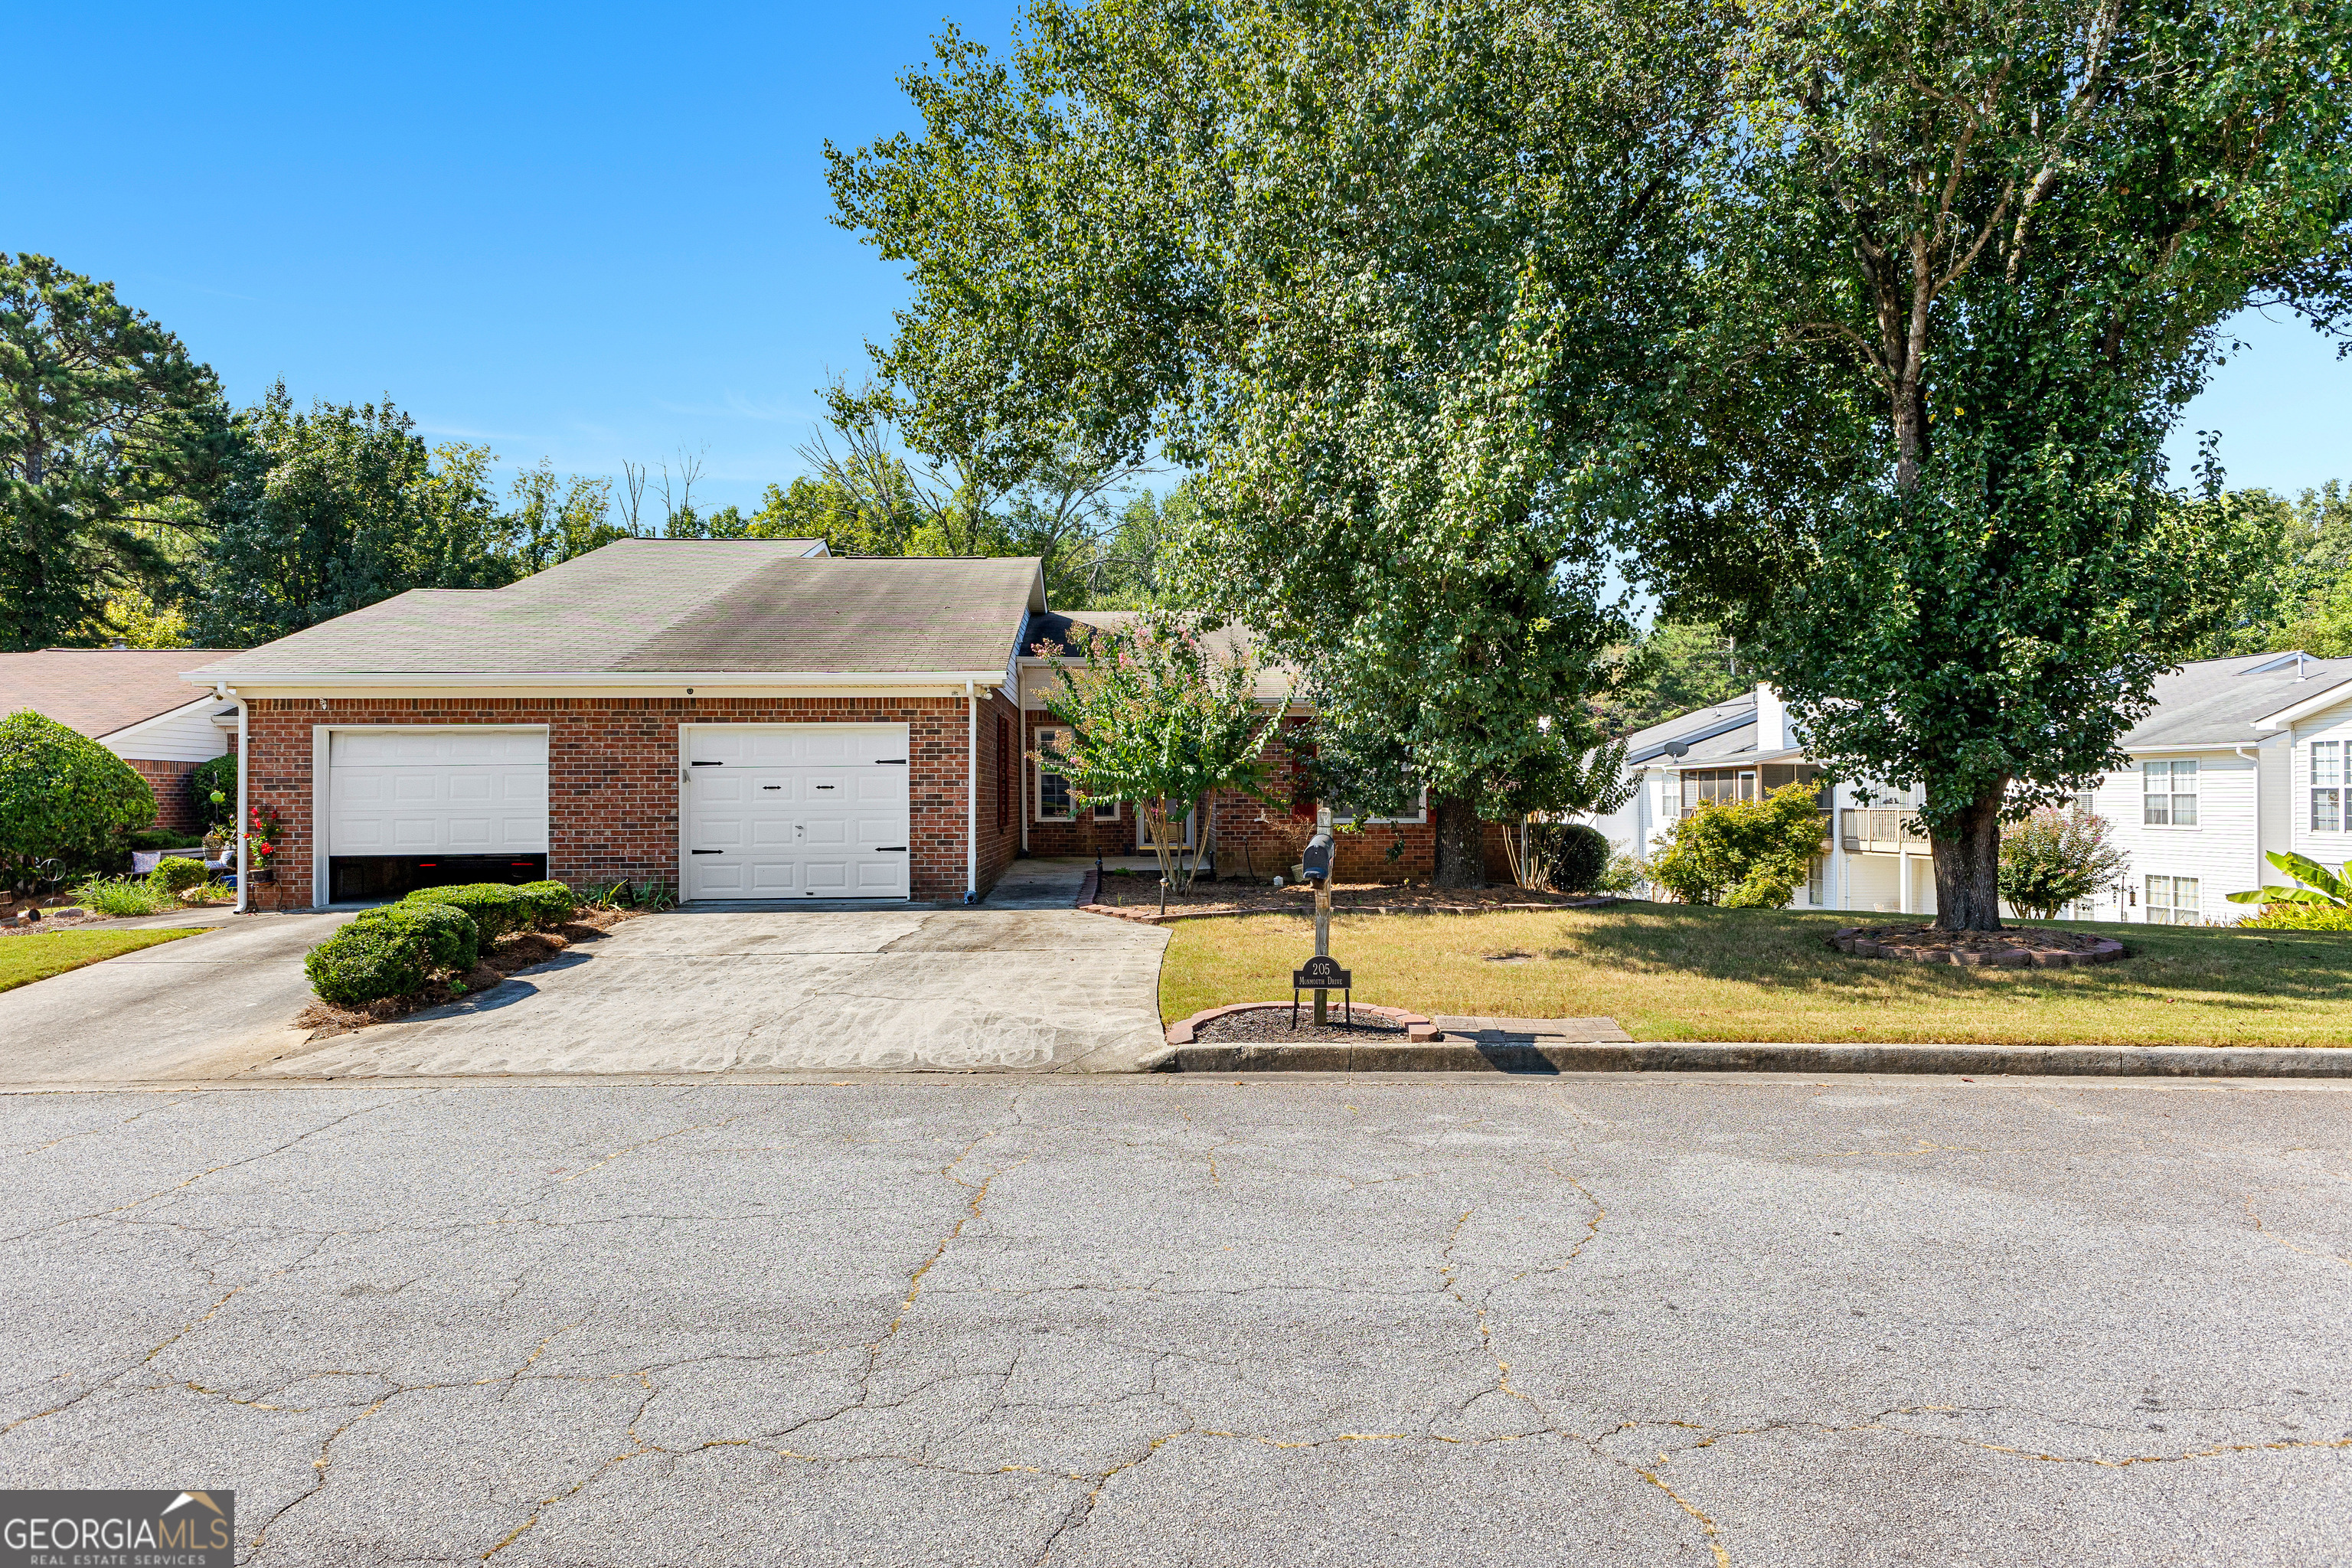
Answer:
1831, 926, 2127, 968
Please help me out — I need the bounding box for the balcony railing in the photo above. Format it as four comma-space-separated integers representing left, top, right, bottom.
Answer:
1840, 808, 1927, 852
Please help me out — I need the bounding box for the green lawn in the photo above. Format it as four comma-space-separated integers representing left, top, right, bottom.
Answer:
1159, 903, 2352, 1047
0, 927, 205, 995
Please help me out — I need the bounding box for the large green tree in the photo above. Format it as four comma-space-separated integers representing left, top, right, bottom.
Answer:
196, 385, 519, 645
831, 0, 1718, 884
0, 255, 232, 650
1655, 0, 2352, 928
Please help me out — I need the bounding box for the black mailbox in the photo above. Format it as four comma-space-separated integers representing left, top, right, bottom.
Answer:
1301, 830, 1334, 881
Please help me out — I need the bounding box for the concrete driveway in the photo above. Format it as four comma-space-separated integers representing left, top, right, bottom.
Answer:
0, 911, 352, 1083
260, 906, 1171, 1078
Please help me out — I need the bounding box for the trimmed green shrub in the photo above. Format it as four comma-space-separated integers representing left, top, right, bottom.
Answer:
354, 901, 479, 972
305, 920, 434, 1006
403, 882, 531, 942
128, 827, 206, 852
514, 880, 578, 929
1647, 782, 1829, 908
149, 857, 211, 896
191, 754, 237, 829
2237, 903, 2352, 931
1535, 823, 1612, 893
0, 710, 155, 882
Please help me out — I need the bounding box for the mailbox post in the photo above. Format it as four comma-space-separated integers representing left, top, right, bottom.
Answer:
1303, 805, 1335, 1024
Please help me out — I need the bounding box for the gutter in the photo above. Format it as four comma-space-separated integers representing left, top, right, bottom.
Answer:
176, 668, 1014, 691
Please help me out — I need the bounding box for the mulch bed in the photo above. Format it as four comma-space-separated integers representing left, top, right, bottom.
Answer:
1831, 924, 2127, 969
1083, 870, 1620, 924
2, 895, 233, 936
1187, 1007, 1411, 1045
295, 908, 634, 1039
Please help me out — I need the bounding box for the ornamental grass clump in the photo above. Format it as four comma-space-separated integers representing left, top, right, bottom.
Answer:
67, 876, 168, 917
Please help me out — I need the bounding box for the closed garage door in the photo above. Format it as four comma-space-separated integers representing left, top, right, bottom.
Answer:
329, 729, 550, 857
684, 724, 910, 900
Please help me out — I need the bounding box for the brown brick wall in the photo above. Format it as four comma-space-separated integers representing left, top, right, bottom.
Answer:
125, 757, 208, 833
1019, 709, 1511, 883
240, 694, 1021, 910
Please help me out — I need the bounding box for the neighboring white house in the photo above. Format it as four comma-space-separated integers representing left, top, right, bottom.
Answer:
1588, 650, 2352, 924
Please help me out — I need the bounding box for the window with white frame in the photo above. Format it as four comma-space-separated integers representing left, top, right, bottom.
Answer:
1806, 858, 1824, 906
1329, 786, 1428, 825
2313, 741, 2343, 831
2145, 874, 2200, 926
1034, 727, 1116, 822
2142, 760, 2197, 826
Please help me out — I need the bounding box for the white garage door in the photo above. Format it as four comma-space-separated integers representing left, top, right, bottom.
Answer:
328, 729, 550, 856
684, 724, 910, 900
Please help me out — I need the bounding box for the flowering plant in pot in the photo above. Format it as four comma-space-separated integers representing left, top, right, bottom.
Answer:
246, 805, 284, 881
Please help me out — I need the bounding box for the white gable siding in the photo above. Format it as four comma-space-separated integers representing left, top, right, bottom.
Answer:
2288, 706, 2352, 879
96, 699, 231, 765
2094, 750, 2259, 923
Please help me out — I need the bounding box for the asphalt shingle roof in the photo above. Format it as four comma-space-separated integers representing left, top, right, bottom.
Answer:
2117, 651, 2352, 747
188, 541, 1045, 679
0, 649, 234, 737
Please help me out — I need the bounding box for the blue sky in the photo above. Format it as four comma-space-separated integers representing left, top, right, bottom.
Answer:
11, 2, 2346, 514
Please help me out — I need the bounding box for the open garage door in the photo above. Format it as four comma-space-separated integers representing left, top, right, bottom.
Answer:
326, 728, 550, 901
683, 724, 910, 900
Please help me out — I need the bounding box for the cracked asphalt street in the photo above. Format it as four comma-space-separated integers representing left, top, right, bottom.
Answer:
1, 1074, 2346, 1566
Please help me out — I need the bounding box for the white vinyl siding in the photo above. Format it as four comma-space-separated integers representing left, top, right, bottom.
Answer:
96, 698, 232, 765
2097, 752, 2258, 925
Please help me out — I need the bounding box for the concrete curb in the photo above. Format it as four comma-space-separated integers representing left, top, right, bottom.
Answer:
1145, 1039, 2352, 1076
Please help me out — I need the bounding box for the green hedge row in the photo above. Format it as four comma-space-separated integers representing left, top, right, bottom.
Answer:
302, 880, 581, 1006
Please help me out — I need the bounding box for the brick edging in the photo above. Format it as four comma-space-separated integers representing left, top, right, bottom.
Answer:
1165, 1001, 1439, 1046
1083, 893, 1625, 926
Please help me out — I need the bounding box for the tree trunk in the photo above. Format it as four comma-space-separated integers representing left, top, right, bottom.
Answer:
1432, 795, 1485, 890
1929, 784, 2007, 931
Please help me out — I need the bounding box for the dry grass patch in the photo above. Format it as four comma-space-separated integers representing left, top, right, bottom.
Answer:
1158, 903, 2352, 1047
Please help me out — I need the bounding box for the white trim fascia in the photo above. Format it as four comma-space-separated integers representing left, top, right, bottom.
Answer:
2122, 743, 2256, 755
93, 694, 227, 750
2254, 678, 2352, 731
178, 669, 1014, 694
312, 726, 331, 908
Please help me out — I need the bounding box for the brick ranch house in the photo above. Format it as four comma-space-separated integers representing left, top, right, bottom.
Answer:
185, 539, 1507, 912
1021, 611, 1511, 884
2, 648, 237, 831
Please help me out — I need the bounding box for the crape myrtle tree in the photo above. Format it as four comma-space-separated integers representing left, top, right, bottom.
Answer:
1032, 612, 1282, 912
1651, 0, 2352, 928
0, 255, 234, 650
828, 0, 1724, 885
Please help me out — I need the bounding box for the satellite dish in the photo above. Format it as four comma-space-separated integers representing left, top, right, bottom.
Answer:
1664, 740, 1691, 758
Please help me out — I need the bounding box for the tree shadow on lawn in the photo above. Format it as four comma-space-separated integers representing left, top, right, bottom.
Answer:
1543, 904, 2352, 1008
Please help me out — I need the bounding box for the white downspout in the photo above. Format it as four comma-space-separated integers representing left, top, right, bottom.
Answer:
965, 681, 978, 903
220, 684, 248, 915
